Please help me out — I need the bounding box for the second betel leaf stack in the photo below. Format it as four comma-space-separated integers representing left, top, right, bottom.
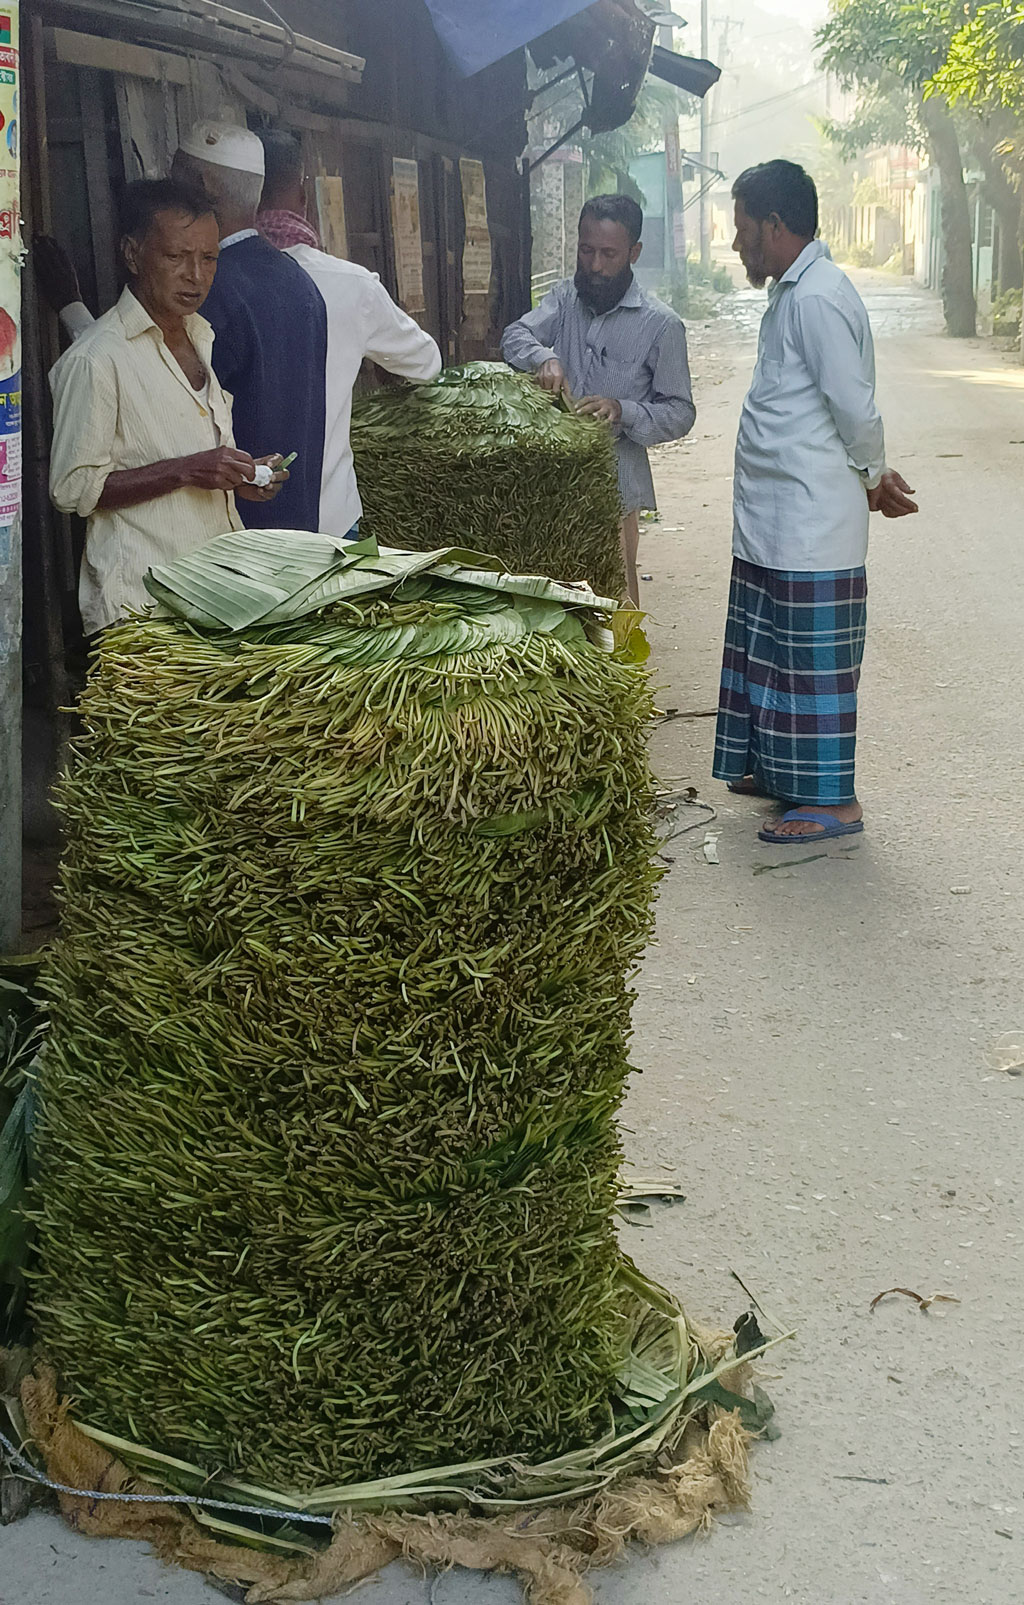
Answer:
350, 362, 625, 597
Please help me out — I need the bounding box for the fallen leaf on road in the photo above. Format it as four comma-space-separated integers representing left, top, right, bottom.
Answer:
987, 1031, 1024, 1075
869, 1287, 961, 1314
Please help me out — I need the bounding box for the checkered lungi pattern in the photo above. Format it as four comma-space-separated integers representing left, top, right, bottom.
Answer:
713, 558, 868, 806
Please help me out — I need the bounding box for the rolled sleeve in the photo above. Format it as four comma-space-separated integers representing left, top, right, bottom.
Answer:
615, 320, 696, 447
363, 277, 441, 381
48, 345, 117, 517
60, 301, 97, 342
793, 295, 886, 482
501, 288, 564, 372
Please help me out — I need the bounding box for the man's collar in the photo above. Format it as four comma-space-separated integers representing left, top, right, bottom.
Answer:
114, 286, 210, 346
220, 227, 259, 249
115, 287, 158, 339
774, 238, 829, 292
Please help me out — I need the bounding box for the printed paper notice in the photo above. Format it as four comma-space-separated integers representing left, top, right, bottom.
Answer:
0, 372, 21, 530
391, 157, 425, 313
315, 175, 348, 260
0, 1, 20, 550
459, 158, 491, 297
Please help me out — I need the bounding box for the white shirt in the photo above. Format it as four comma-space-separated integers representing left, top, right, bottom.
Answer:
58, 246, 442, 542
733, 240, 886, 572
283, 246, 441, 535
49, 288, 241, 635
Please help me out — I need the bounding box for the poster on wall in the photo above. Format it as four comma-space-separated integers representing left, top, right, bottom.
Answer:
390, 157, 425, 313
0, 0, 21, 563
315, 175, 348, 260
459, 158, 491, 298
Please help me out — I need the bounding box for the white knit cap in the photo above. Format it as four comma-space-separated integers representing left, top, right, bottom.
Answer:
178, 120, 265, 176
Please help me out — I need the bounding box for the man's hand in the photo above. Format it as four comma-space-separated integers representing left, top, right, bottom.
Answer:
33, 236, 82, 313
182, 446, 259, 492
868, 470, 918, 518
237, 453, 290, 503
576, 395, 623, 425
535, 358, 570, 397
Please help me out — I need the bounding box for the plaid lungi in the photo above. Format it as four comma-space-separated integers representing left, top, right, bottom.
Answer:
713, 558, 868, 806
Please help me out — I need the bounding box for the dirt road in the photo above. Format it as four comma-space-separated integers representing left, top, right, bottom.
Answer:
5, 276, 1023, 1604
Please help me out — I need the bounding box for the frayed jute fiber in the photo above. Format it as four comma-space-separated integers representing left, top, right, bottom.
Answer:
19, 1363, 752, 1605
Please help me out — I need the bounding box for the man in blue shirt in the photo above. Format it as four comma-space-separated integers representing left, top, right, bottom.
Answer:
173, 122, 327, 532
501, 194, 695, 603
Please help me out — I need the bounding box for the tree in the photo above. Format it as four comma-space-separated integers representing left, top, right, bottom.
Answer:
932, 5, 1024, 111
817, 0, 978, 336
931, 6, 1024, 303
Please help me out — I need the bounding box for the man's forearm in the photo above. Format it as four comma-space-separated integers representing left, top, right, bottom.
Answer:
617, 394, 696, 447
97, 458, 194, 511
500, 320, 558, 372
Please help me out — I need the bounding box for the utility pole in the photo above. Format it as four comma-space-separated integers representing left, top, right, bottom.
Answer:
699, 0, 710, 268
659, 19, 685, 287
0, 1, 22, 951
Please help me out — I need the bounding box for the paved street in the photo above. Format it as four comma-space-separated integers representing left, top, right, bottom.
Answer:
5, 276, 1023, 1604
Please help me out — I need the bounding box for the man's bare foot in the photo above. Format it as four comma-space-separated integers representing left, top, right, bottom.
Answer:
728, 775, 778, 798
761, 801, 863, 838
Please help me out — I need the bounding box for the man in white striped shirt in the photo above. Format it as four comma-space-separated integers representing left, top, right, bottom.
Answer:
48, 179, 286, 636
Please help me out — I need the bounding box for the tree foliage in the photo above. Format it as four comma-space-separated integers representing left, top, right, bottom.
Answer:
818, 0, 970, 88
931, 5, 1024, 112
816, 0, 980, 337
820, 84, 927, 159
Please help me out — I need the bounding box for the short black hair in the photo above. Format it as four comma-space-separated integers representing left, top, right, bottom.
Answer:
259, 129, 303, 200
120, 178, 215, 241
579, 193, 643, 246
732, 160, 818, 239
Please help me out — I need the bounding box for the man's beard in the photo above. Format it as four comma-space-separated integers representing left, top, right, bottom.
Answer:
575, 263, 633, 314
741, 249, 769, 289
739, 227, 770, 288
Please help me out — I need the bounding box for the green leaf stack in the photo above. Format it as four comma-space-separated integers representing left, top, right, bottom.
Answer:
31, 533, 658, 1492
350, 362, 625, 598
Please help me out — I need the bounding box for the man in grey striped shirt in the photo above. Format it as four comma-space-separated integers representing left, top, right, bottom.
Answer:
501, 194, 695, 602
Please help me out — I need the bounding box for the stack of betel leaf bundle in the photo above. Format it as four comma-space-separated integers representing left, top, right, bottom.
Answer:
350, 362, 625, 598
31, 532, 660, 1491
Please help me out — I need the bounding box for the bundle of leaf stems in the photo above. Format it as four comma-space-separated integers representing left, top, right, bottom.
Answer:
32, 549, 658, 1491
350, 362, 625, 597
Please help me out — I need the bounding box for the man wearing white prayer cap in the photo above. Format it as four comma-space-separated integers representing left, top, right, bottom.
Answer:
173, 120, 328, 532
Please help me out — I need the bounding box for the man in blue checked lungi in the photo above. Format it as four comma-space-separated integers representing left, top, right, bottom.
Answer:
713, 160, 918, 844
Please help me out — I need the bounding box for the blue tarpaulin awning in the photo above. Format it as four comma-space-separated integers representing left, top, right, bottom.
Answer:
421, 0, 596, 77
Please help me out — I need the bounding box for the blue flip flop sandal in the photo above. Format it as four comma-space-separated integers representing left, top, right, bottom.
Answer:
758, 808, 865, 845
